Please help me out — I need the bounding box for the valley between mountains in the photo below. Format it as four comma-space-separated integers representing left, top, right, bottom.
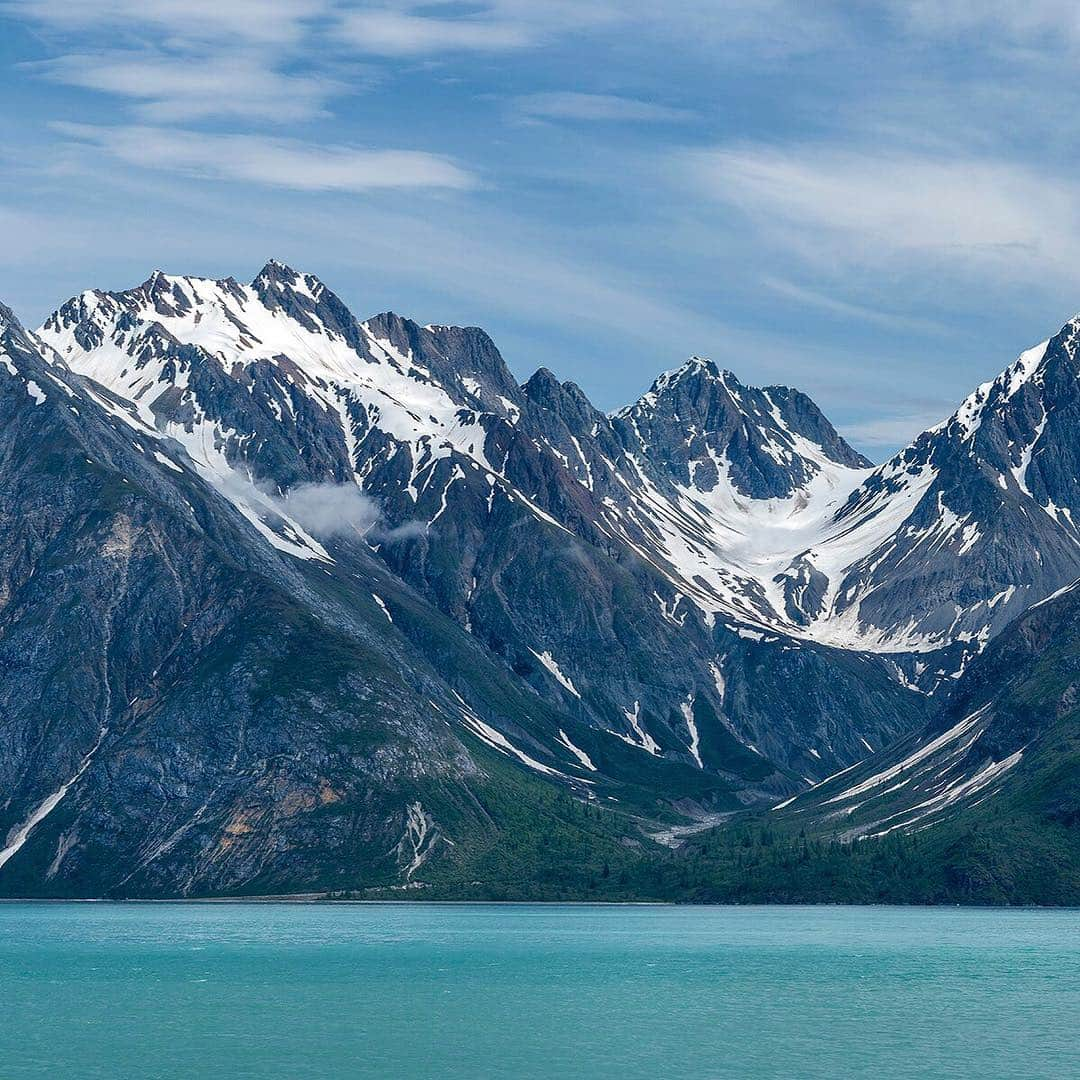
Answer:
0, 262, 1077, 902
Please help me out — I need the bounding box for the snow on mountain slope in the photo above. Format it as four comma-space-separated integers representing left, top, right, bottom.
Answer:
601, 361, 876, 631
41, 264, 507, 480
39, 264, 530, 561
38, 263, 1080, 674
2, 300, 696, 897
802, 318, 1080, 659
773, 549, 1080, 846
773, 704, 1006, 838
772, 703, 1019, 840
600, 320, 1080, 662
38, 264, 878, 642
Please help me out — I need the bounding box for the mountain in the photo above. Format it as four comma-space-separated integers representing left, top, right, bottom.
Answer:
624, 318, 1080, 676
37, 268, 1080, 676
0, 302, 672, 898
0, 275, 932, 898
773, 569, 1080, 845
36, 263, 930, 793
609, 315, 1080, 676
4, 260, 1080, 900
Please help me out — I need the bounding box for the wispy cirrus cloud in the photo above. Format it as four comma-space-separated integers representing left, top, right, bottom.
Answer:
515, 92, 694, 124
6, 0, 337, 125
5, 0, 835, 128
882, 0, 1080, 45
2, 0, 327, 46
9, 0, 1080, 452
689, 145, 1080, 276
338, 9, 534, 55
29, 53, 347, 123
760, 277, 949, 336
54, 123, 477, 192
335, 1, 842, 59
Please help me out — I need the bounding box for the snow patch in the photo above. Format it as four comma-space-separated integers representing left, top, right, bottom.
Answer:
680, 695, 703, 768
557, 729, 597, 771
0, 728, 107, 873
616, 701, 661, 755
529, 649, 580, 698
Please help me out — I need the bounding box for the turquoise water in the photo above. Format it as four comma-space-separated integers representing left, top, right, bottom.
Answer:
0, 904, 1077, 1079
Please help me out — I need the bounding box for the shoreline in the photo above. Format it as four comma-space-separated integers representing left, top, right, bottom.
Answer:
0, 896, 1075, 910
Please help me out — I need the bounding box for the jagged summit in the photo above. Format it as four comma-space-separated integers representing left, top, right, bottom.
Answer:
0, 300, 22, 333
1, 300, 61, 370
616, 356, 733, 412
622, 356, 867, 453
33, 263, 1080, 668
35, 264, 871, 646
616, 354, 870, 503
254, 257, 299, 279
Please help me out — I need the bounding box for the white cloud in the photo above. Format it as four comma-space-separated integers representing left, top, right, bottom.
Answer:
279, 482, 381, 538
690, 145, 1080, 276
222, 476, 426, 541
5, 0, 845, 130
31, 53, 346, 123
885, 1, 1080, 45
338, 10, 533, 55
7, 0, 343, 124
2, 0, 326, 47
335, 2, 841, 59
515, 92, 693, 123
12, 1, 1080, 76
53, 123, 477, 192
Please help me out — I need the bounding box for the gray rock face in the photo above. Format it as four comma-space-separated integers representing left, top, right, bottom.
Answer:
764, 318, 1080, 841
0, 307, 613, 896
0, 284, 936, 897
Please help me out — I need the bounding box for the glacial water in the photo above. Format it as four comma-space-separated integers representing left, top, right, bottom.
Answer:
0, 902, 1076, 1079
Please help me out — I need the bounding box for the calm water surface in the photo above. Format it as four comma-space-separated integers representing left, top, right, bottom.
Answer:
0, 903, 1076, 1079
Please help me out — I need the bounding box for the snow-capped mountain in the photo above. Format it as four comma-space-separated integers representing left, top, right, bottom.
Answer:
36, 262, 883, 641
0, 299, 725, 897
6, 260, 1080, 896
801, 322, 1080, 660
610, 320, 1080, 667
39, 264, 1080, 675
37, 263, 935, 779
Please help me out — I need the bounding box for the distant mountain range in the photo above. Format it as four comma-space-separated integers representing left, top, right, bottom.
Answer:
0, 263, 1077, 901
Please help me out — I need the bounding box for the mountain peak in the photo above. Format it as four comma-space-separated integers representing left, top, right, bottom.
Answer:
615, 356, 869, 498
0, 302, 49, 359
0, 300, 64, 383
253, 259, 304, 287
524, 366, 561, 392
684, 356, 737, 381
0, 300, 22, 334
676, 356, 742, 379
627, 357, 755, 412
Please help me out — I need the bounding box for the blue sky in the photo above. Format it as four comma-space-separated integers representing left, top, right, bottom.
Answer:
3, 2, 1080, 456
